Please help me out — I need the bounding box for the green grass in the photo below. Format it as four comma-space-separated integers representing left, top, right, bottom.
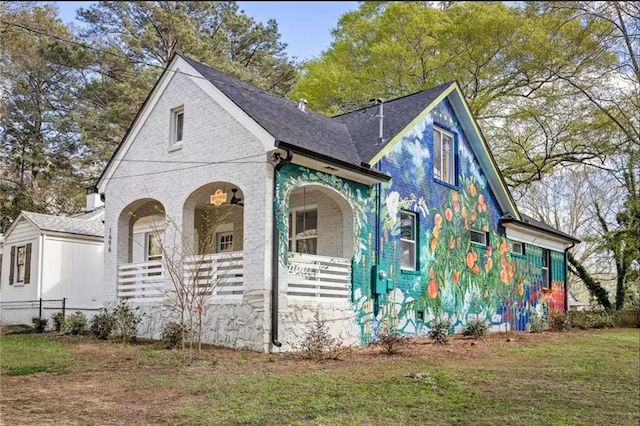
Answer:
175, 331, 640, 426
0, 334, 78, 376
1, 331, 638, 425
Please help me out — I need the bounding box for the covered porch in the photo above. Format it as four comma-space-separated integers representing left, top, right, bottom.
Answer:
116, 182, 246, 304
285, 185, 355, 304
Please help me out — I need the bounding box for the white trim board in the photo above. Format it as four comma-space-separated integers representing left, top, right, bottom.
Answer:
503, 223, 574, 252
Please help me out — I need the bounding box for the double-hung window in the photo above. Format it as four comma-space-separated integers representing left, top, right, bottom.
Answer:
146, 232, 163, 261
541, 248, 551, 289
400, 211, 417, 270
288, 208, 318, 255
470, 229, 488, 246
433, 127, 455, 185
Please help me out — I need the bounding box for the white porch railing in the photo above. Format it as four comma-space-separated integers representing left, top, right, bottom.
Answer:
183, 251, 244, 300
117, 261, 165, 302
287, 253, 352, 302
117, 252, 244, 304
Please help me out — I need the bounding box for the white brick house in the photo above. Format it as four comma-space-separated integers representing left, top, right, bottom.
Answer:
97, 55, 578, 352
97, 55, 387, 352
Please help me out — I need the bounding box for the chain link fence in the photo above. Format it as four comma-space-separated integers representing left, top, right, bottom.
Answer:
0, 299, 66, 329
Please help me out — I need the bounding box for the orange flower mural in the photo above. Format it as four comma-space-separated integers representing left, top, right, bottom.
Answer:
452, 269, 460, 284
445, 208, 453, 222
484, 257, 493, 273
466, 251, 475, 269
428, 279, 439, 298
470, 183, 477, 197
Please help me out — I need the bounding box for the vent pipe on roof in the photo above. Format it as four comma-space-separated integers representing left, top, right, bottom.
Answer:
370, 98, 384, 145
297, 98, 308, 112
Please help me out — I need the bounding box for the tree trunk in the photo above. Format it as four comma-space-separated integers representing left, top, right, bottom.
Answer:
568, 252, 612, 310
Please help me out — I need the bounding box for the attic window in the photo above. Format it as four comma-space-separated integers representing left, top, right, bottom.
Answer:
434, 127, 456, 186
171, 106, 184, 147
324, 166, 339, 172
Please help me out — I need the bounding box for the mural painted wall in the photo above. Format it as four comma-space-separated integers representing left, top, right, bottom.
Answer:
275, 97, 568, 345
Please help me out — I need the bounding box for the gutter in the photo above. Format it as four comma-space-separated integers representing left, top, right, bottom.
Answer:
271, 149, 293, 348
500, 216, 581, 244
274, 140, 391, 182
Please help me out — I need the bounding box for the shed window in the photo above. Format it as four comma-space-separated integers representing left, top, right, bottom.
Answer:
16, 246, 26, 282
401, 211, 417, 270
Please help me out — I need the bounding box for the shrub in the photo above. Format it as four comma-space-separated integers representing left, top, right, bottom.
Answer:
428, 318, 451, 344
31, 316, 48, 333
51, 312, 65, 332
161, 321, 189, 349
568, 310, 614, 329
549, 310, 570, 331
90, 308, 116, 340
300, 311, 341, 361
110, 300, 141, 343
462, 319, 489, 337
374, 324, 410, 355
61, 312, 87, 335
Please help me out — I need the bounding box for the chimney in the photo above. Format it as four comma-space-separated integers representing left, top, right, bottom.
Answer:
86, 187, 104, 212
370, 98, 384, 145
297, 98, 308, 112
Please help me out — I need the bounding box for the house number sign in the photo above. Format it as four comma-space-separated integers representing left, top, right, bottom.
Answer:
210, 189, 228, 206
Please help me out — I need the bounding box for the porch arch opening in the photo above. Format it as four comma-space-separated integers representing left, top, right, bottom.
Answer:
182, 182, 245, 256
287, 185, 355, 260
117, 198, 166, 265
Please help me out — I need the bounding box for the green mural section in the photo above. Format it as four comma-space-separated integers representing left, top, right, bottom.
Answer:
275, 98, 569, 345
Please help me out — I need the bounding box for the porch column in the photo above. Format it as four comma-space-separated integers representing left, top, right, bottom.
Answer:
182, 200, 197, 256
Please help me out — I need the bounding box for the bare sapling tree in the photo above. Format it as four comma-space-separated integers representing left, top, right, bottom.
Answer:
152, 205, 242, 352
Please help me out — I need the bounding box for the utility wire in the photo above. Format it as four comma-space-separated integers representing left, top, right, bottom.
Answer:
0, 19, 209, 82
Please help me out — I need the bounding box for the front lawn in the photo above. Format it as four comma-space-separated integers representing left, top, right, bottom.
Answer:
1, 330, 638, 425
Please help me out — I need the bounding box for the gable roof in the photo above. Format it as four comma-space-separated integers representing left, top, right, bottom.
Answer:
181, 56, 363, 168
332, 82, 454, 164
97, 55, 519, 216
16, 211, 104, 238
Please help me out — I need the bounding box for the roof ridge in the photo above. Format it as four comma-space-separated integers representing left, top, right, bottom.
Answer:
331, 81, 456, 118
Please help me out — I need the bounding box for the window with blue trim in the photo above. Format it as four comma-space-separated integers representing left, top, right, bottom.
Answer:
434, 126, 456, 186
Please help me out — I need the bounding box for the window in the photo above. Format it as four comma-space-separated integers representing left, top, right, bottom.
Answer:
288, 208, 318, 255
510, 241, 525, 256
541, 248, 551, 289
470, 229, 488, 246
434, 127, 455, 185
16, 246, 26, 282
400, 211, 417, 270
146, 232, 163, 261
171, 107, 184, 145
216, 231, 234, 252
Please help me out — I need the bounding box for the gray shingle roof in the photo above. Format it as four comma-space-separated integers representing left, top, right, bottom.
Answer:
23, 211, 104, 238
332, 82, 454, 164
183, 56, 453, 169
182, 56, 363, 168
